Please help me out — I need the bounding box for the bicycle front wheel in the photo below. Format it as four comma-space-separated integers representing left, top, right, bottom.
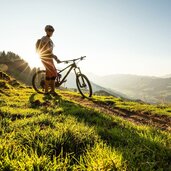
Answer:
76, 74, 92, 98
32, 70, 46, 94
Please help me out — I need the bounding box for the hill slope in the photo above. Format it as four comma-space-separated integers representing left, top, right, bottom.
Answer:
0, 51, 36, 85
0, 74, 171, 170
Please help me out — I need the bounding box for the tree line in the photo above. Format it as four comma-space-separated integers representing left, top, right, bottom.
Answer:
0, 51, 39, 85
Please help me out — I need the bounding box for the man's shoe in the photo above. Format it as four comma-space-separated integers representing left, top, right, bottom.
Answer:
44, 91, 51, 95
50, 91, 59, 96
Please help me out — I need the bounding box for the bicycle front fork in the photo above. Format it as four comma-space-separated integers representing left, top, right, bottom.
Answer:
74, 67, 82, 76
74, 67, 86, 87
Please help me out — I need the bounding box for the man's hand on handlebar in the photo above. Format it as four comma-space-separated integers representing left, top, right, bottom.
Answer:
53, 55, 61, 63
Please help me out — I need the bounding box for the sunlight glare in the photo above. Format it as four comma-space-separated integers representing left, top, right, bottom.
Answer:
25, 52, 43, 69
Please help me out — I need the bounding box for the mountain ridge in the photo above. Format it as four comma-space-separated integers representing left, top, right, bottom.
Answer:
87, 73, 171, 103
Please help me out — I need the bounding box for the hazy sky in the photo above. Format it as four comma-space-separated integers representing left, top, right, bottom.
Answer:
0, 0, 170, 76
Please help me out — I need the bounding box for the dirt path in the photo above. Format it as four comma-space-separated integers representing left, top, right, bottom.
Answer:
60, 92, 171, 132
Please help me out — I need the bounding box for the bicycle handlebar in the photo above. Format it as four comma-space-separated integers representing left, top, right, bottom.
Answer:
60, 56, 86, 64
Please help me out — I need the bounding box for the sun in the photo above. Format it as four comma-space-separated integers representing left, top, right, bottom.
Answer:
24, 52, 43, 69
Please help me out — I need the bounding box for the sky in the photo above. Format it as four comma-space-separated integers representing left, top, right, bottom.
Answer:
0, 0, 170, 76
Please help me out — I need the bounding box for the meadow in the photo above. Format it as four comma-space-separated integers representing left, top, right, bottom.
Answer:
0, 78, 171, 170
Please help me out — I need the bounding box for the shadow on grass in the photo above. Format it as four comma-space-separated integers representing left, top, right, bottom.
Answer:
59, 99, 171, 170
29, 93, 61, 108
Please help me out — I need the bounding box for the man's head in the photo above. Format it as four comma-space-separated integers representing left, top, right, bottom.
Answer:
45, 25, 55, 37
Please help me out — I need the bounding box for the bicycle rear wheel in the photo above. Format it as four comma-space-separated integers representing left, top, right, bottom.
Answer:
76, 74, 92, 98
32, 70, 46, 94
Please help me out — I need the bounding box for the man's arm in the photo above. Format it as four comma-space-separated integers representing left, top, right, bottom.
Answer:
53, 55, 61, 63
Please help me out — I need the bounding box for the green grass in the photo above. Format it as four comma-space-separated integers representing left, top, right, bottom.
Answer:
92, 95, 171, 117
0, 80, 171, 170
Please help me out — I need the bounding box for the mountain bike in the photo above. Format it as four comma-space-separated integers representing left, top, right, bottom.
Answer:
32, 56, 92, 98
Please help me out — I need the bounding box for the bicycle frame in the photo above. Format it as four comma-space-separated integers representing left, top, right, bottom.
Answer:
56, 61, 82, 87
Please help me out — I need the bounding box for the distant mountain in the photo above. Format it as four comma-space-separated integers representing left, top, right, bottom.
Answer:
90, 81, 129, 98
161, 74, 171, 78
87, 74, 171, 103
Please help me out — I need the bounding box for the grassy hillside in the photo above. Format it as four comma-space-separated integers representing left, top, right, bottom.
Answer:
0, 74, 171, 170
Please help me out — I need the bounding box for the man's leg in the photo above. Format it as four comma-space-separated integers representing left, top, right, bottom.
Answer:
45, 77, 51, 93
50, 77, 56, 93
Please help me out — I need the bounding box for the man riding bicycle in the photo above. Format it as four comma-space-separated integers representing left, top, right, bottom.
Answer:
37, 25, 61, 95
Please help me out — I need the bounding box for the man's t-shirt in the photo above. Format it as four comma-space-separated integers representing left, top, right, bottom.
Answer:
39, 36, 54, 58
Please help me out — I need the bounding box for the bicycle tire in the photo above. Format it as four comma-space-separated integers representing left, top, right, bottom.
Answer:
32, 70, 46, 94
76, 74, 92, 98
